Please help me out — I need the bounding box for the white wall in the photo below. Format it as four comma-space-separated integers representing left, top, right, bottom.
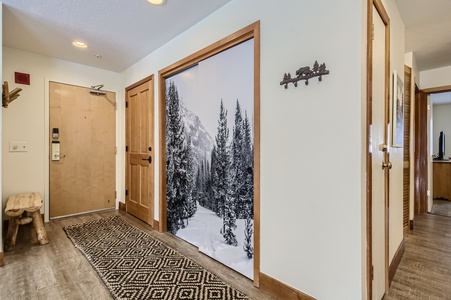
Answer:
404, 52, 420, 86
122, 1, 366, 299
420, 65, 451, 89
382, 0, 405, 264
2, 47, 122, 222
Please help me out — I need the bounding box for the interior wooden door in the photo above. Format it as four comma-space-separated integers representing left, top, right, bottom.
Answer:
414, 91, 428, 215
125, 77, 154, 225
49, 82, 116, 218
371, 3, 390, 299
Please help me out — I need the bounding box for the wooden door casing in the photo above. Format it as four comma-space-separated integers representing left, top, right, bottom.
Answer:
49, 82, 116, 218
126, 77, 155, 226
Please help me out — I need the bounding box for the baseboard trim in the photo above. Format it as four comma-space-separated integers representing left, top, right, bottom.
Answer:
389, 238, 405, 285
153, 220, 160, 230
0, 251, 3, 267
119, 202, 126, 212
259, 272, 316, 300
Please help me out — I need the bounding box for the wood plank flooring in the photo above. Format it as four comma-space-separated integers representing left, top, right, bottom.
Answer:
0, 210, 274, 300
385, 214, 451, 300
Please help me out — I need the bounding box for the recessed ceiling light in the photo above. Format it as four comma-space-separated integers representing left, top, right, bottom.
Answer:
147, 0, 166, 5
72, 41, 88, 48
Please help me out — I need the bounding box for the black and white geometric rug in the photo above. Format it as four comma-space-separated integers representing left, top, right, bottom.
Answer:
64, 216, 250, 300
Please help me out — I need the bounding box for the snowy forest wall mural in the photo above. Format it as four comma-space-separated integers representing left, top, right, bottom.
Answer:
165, 39, 254, 279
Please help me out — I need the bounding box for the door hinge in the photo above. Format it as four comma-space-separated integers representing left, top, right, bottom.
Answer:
126, 101, 128, 108
126, 146, 128, 152
372, 24, 374, 41
371, 265, 374, 280
125, 190, 128, 196
115, 191, 117, 199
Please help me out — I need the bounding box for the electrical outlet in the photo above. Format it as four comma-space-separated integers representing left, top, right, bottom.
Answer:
9, 141, 28, 152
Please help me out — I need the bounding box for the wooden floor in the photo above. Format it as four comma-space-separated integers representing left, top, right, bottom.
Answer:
0, 210, 274, 300
384, 213, 451, 300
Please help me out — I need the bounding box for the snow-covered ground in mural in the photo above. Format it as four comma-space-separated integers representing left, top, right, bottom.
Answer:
176, 203, 254, 279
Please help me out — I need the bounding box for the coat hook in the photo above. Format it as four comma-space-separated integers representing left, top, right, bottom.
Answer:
280, 61, 330, 89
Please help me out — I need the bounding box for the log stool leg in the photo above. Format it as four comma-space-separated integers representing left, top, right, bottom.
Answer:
31, 211, 49, 245
5, 216, 20, 251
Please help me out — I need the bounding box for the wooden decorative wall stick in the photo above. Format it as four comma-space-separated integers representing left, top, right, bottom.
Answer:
280, 61, 330, 89
2, 81, 23, 108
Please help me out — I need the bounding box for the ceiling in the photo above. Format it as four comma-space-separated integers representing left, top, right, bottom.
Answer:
2, 0, 451, 73
394, 0, 451, 72
2, 0, 231, 72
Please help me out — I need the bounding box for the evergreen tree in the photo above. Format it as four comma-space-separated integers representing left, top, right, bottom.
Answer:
212, 100, 237, 246
185, 136, 197, 222
242, 112, 254, 219
242, 111, 254, 258
165, 81, 188, 234
243, 217, 254, 258
230, 100, 246, 219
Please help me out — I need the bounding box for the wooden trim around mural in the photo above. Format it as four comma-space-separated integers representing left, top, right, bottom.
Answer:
259, 273, 316, 300
389, 239, 405, 285
158, 21, 261, 286
119, 202, 126, 212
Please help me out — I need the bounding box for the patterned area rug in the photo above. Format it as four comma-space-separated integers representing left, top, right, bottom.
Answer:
64, 216, 250, 300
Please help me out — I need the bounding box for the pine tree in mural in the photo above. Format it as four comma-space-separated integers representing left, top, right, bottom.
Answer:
242, 111, 254, 219
242, 111, 254, 258
206, 151, 218, 214
166, 81, 189, 234
243, 218, 254, 258
231, 100, 246, 219
184, 136, 197, 223
212, 100, 237, 246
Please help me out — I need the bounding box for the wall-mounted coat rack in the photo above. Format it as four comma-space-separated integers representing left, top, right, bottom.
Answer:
280, 61, 330, 89
2, 81, 22, 108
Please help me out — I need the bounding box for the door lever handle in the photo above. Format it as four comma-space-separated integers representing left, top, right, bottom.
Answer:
142, 156, 152, 164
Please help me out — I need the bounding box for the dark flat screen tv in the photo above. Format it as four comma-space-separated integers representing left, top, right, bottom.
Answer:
438, 131, 445, 160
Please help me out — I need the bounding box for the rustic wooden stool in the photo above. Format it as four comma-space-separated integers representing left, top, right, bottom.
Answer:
4, 192, 49, 251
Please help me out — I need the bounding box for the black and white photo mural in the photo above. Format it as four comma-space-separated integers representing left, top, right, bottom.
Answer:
165, 39, 254, 279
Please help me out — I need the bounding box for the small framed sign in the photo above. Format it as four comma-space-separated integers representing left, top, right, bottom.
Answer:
15, 72, 30, 85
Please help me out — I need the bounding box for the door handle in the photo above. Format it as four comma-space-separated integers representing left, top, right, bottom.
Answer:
382, 162, 392, 169
142, 156, 152, 164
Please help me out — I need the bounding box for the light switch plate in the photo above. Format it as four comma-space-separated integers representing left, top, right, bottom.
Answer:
9, 141, 28, 152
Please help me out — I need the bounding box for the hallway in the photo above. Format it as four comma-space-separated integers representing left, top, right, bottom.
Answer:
385, 214, 451, 299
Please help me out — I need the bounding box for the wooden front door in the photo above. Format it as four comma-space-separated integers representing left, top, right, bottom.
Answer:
49, 82, 116, 218
125, 77, 154, 225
